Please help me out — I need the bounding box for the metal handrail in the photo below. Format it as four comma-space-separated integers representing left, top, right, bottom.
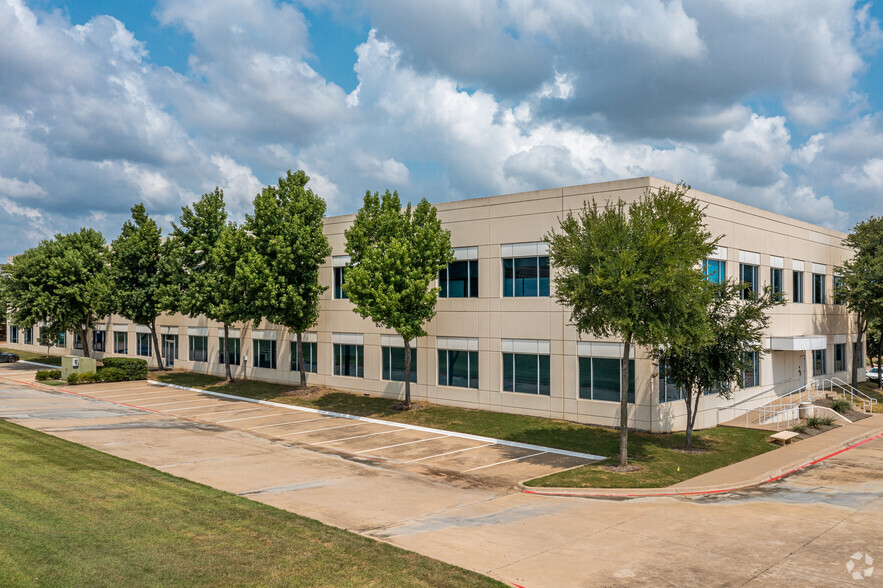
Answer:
822, 377, 878, 414
727, 379, 825, 431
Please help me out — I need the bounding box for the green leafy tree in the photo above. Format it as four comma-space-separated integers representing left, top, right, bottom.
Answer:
344, 190, 454, 407
836, 217, 883, 387
655, 281, 779, 449
866, 316, 882, 388
108, 204, 171, 370
546, 183, 717, 466
247, 170, 331, 389
166, 189, 255, 382
1, 229, 109, 358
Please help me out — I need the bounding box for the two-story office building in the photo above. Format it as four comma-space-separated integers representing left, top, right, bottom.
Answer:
4, 177, 861, 432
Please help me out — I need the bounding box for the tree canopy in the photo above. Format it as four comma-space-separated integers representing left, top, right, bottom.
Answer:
547, 183, 717, 466
344, 189, 453, 406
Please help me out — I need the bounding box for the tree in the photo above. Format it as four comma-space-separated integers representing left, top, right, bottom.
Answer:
867, 317, 882, 388
344, 190, 454, 407
836, 217, 883, 387
247, 170, 331, 389
166, 188, 255, 382
655, 281, 779, 449
0, 229, 109, 358
546, 183, 717, 466
108, 204, 171, 370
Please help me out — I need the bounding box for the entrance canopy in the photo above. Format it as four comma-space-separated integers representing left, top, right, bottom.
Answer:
767, 336, 827, 351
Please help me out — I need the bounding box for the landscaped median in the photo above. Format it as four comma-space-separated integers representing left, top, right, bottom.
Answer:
154, 371, 777, 489
0, 419, 501, 587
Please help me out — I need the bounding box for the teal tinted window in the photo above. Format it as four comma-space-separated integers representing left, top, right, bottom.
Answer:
291, 341, 318, 373
382, 346, 416, 382
704, 259, 725, 285
334, 344, 363, 377
502, 352, 550, 395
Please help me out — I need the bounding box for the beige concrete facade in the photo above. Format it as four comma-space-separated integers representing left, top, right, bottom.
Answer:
3, 177, 861, 432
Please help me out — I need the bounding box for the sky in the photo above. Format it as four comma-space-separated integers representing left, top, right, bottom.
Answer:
1, 0, 882, 260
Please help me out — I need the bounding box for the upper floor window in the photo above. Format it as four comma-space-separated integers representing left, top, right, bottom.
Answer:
739, 264, 758, 300
770, 268, 783, 302
833, 276, 844, 305
703, 259, 725, 285
502, 242, 550, 297
792, 270, 804, 303
332, 256, 350, 299
440, 247, 479, 298
812, 273, 826, 304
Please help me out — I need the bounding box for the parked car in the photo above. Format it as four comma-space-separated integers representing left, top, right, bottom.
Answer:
0, 352, 20, 363
866, 367, 881, 381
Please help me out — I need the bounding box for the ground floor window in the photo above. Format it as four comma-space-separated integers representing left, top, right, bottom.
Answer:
137, 333, 152, 357
579, 357, 635, 402
114, 332, 127, 354
219, 337, 241, 365
812, 349, 827, 376
741, 351, 760, 388
291, 341, 318, 373
382, 346, 416, 382
22, 327, 32, 345
334, 344, 363, 377
503, 353, 550, 395
834, 343, 846, 372
189, 335, 208, 362
658, 361, 685, 403
92, 330, 106, 352
74, 333, 83, 350
9, 326, 18, 343
438, 349, 478, 389
253, 339, 277, 369
57, 332, 66, 347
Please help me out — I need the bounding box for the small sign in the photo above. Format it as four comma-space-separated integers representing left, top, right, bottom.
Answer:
72, 358, 79, 368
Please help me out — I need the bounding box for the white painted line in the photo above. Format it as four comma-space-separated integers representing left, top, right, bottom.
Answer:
408, 443, 493, 463
356, 435, 449, 454
95, 387, 169, 398
189, 407, 261, 418
462, 451, 547, 473
215, 412, 289, 424
313, 429, 400, 445
138, 398, 215, 408
249, 417, 326, 430
104, 393, 194, 402
20, 360, 60, 369
147, 380, 606, 461
158, 403, 220, 412
276, 422, 364, 436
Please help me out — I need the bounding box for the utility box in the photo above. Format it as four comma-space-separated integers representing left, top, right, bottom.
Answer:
61, 356, 97, 380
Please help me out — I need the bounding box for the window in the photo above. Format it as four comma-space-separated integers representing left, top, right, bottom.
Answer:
833, 276, 844, 305
333, 344, 363, 377
741, 352, 760, 388
740, 264, 758, 299
114, 332, 127, 354
503, 257, 550, 297
74, 333, 83, 349
813, 349, 827, 376
218, 337, 241, 365
502, 353, 550, 395
834, 343, 846, 372
92, 331, 106, 352
22, 327, 32, 345
579, 357, 635, 402
382, 346, 416, 382
189, 336, 208, 362
9, 325, 18, 343
770, 268, 783, 302
812, 273, 826, 304
334, 267, 348, 299
57, 332, 66, 347
253, 339, 277, 369
438, 349, 479, 389
658, 361, 685, 403
792, 271, 804, 303
137, 333, 152, 357
291, 341, 318, 373
703, 259, 725, 285
440, 260, 479, 298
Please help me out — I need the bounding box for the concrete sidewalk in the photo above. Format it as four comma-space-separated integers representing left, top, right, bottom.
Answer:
522, 414, 883, 497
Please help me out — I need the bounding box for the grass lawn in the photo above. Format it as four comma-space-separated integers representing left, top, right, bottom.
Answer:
155, 371, 777, 488
1, 348, 63, 366
0, 419, 500, 587
855, 381, 883, 413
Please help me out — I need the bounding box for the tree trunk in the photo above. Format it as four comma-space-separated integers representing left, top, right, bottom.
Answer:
403, 338, 412, 407
296, 332, 306, 389
685, 385, 701, 450
684, 392, 694, 450
618, 333, 633, 467
223, 324, 233, 382
150, 319, 165, 371
81, 327, 91, 358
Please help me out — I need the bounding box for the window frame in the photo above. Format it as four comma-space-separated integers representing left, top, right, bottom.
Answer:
739, 263, 758, 300
438, 349, 479, 389
439, 259, 479, 298
812, 273, 826, 304
333, 343, 364, 378
113, 331, 127, 354
812, 349, 827, 376
703, 259, 725, 285
92, 330, 106, 352
218, 337, 241, 366
770, 267, 783, 302
502, 256, 550, 298
834, 343, 846, 372
252, 339, 277, 369
579, 357, 636, 403
740, 351, 760, 388
381, 345, 417, 383
290, 341, 318, 373
136, 333, 152, 357
792, 270, 804, 303
189, 335, 208, 362
333, 267, 348, 299
502, 352, 550, 395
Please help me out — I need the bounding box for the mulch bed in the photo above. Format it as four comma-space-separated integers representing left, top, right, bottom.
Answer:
813, 398, 872, 422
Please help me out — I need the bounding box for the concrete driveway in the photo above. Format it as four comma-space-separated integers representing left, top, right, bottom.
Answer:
1, 363, 881, 587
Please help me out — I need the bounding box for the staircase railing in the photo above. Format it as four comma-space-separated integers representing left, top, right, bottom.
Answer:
727, 379, 826, 431
821, 377, 878, 414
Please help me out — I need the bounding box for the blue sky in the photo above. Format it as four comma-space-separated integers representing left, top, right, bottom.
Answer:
1, 1, 882, 259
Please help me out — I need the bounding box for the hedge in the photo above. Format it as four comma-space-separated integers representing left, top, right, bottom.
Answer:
35, 369, 62, 381
100, 357, 148, 380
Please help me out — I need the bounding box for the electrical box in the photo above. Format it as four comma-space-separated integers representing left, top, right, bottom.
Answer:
62, 355, 97, 380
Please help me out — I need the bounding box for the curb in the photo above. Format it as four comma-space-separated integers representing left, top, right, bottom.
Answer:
518, 426, 883, 498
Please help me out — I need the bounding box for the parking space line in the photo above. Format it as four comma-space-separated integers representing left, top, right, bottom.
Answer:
106, 393, 195, 403
95, 388, 169, 399
356, 434, 449, 454
249, 417, 326, 430
462, 451, 547, 473
137, 398, 212, 408
313, 429, 400, 445
159, 403, 220, 412
408, 443, 493, 463
189, 407, 259, 418
215, 412, 288, 423
277, 422, 363, 436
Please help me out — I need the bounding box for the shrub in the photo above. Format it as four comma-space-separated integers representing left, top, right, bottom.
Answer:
76, 371, 97, 384
805, 414, 835, 429
67, 373, 79, 385
97, 367, 127, 382
35, 369, 61, 381
791, 422, 808, 434
831, 398, 852, 414
101, 357, 148, 380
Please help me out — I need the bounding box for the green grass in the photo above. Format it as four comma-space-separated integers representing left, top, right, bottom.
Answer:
1, 348, 63, 366
855, 381, 883, 413
155, 371, 777, 488
0, 419, 501, 588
